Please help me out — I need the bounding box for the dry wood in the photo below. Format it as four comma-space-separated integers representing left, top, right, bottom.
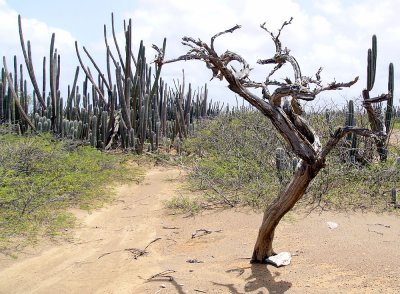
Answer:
97, 237, 161, 260
160, 18, 386, 263
191, 229, 222, 239
186, 258, 204, 263
147, 269, 176, 281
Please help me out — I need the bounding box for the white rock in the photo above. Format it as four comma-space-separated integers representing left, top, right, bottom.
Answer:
327, 221, 338, 229
266, 252, 291, 267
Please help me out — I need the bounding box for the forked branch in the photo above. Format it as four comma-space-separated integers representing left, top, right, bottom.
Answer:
160, 19, 358, 163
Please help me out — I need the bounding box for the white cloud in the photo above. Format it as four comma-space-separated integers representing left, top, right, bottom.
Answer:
0, 2, 77, 96
314, 0, 343, 15
311, 15, 332, 36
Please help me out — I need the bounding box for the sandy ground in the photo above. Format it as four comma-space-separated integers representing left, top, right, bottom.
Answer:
0, 166, 399, 294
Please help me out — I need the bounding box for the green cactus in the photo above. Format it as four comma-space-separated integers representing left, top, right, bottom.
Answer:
345, 100, 355, 127
363, 35, 395, 161
34, 113, 40, 128
62, 118, 68, 137
275, 147, 285, 183
385, 63, 394, 133
128, 128, 135, 149
345, 100, 358, 161
275, 148, 285, 172
1, 14, 226, 154
291, 157, 299, 173
91, 115, 97, 147
367, 35, 377, 91
119, 119, 128, 149
345, 101, 355, 142
391, 188, 397, 204
100, 111, 108, 148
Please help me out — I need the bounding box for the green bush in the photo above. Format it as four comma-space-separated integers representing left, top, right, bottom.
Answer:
183, 109, 400, 212
165, 194, 201, 215
0, 134, 143, 255
184, 111, 290, 208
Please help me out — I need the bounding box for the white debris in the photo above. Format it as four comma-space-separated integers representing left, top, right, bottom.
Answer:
327, 221, 338, 229
266, 252, 292, 267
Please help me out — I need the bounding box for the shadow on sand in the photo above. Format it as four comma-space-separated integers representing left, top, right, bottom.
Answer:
213, 263, 292, 293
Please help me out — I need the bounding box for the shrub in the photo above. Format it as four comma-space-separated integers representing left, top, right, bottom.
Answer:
183, 109, 400, 211
0, 134, 143, 255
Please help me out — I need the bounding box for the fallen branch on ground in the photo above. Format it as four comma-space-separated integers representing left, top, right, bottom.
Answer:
186, 258, 204, 263
368, 229, 384, 235
98, 237, 161, 259
191, 229, 222, 239
147, 269, 176, 281
367, 223, 391, 228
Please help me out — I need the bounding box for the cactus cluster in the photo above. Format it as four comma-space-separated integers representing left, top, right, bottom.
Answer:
0, 14, 222, 153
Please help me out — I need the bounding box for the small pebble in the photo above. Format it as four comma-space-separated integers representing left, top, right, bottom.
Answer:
327, 221, 338, 229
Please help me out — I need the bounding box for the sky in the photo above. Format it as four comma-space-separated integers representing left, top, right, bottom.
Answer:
1, 0, 399, 108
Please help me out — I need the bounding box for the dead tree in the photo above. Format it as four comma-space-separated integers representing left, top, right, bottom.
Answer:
159, 19, 388, 263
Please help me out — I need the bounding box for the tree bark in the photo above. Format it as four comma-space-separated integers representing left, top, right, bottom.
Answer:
160, 22, 376, 264
251, 160, 318, 263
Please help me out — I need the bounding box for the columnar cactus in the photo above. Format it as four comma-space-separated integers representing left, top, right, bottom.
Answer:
275, 148, 285, 172
90, 115, 97, 147
2, 13, 222, 153
363, 35, 395, 161
391, 188, 397, 205
385, 63, 394, 133
345, 100, 358, 161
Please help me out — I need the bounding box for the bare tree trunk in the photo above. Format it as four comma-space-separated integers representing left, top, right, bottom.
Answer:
251, 160, 317, 263
161, 20, 384, 264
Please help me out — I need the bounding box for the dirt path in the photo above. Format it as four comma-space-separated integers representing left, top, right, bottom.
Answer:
0, 166, 399, 293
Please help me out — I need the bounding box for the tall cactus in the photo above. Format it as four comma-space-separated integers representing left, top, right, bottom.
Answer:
385, 63, 394, 133
90, 115, 97, 147
275, 147, 285, 180
345, 100, 358, 161
367, 35, 377, 91
362, 35, 394, 161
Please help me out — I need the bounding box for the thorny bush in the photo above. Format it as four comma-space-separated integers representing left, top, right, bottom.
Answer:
183, 107, 400, 212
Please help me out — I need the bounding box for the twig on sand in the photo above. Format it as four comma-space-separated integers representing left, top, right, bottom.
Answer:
186, 258, 204, 263
162, 226, 180, 230
368, 228, 384, 235
98, 237, 162, 259
367, 223, 390, 228
147, 269, 176, 281
194, 289, 207, 293
191, 229, 222, 239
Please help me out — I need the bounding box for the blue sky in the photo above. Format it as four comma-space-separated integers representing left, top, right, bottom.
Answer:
1, 0, 400, 107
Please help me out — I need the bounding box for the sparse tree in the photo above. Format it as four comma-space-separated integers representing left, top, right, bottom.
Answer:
158, 19, 391, 263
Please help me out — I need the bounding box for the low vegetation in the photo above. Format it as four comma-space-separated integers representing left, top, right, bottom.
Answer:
0, 133, 143, 255
177, 109, 400, 213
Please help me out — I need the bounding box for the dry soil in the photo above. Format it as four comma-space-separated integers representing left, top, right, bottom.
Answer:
0, 166, 399, 293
